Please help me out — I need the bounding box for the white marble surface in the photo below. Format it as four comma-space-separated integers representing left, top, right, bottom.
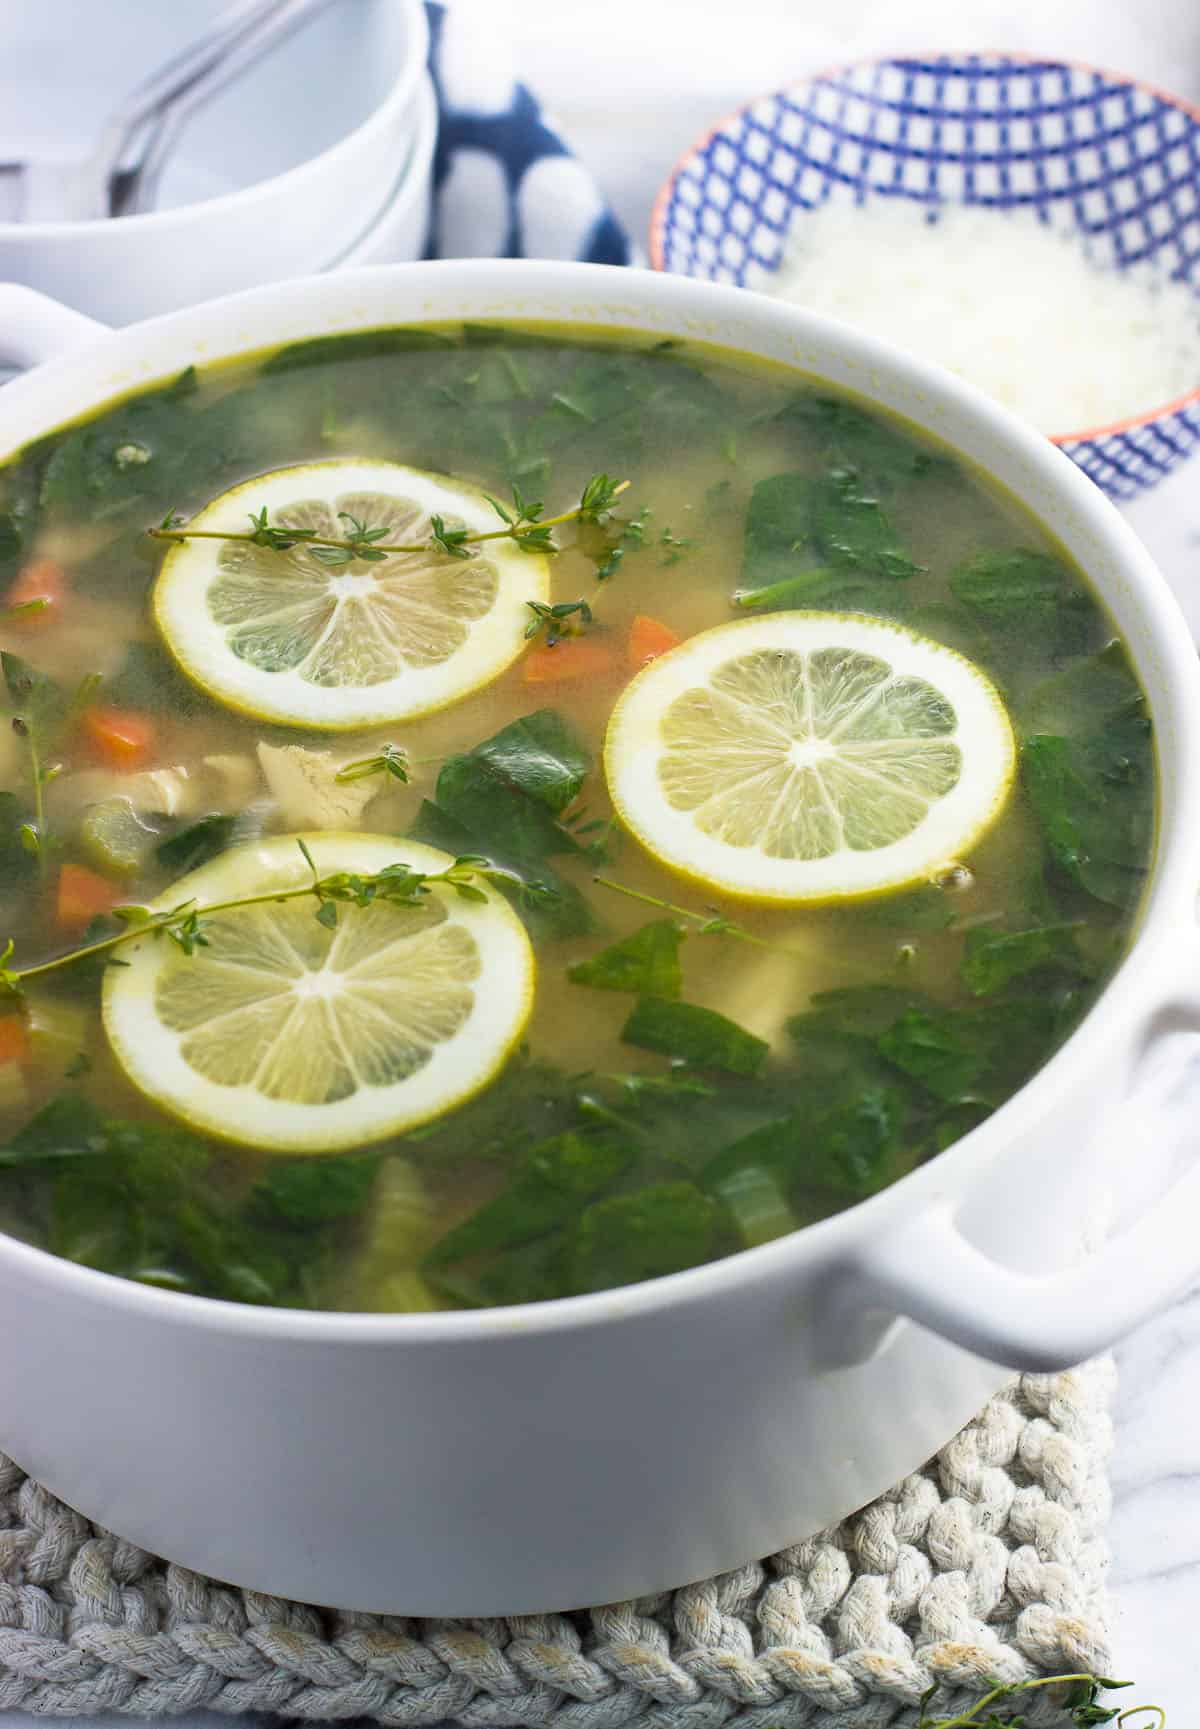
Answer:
3, 1, 1200, 1722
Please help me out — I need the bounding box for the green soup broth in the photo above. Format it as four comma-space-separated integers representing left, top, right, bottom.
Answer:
0, 322, 1157, 1311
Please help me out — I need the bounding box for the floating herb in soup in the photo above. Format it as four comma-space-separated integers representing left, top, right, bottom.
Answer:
0, 325, 1156, 1311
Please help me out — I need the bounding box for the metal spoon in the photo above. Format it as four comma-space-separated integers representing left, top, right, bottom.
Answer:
0, 0, 336, 224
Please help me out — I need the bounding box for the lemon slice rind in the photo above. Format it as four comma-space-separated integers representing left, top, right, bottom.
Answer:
153, 460, 549, 730
101, 834, 535, 1153
604, 612, 1016, 905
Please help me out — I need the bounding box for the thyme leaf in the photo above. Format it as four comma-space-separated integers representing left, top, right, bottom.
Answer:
914, 1672, 1144, 1728
146, 475, 631, 566
335, 743, 410, 785
524, 598, 593, 644
0, 843, 524, 998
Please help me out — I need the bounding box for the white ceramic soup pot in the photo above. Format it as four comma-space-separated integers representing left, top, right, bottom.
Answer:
0, 263, 1199, 1617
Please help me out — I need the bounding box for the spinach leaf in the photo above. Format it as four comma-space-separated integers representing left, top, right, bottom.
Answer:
804, 1087, 906, 1193
568, 919, 684, 997
1020, 645, 1153, 910
906, 600, 992, 664
791, 984, 933, 1040
0, 1093, 106, 1167
425, 1129, 633, 1268
791, 978, 1079, 1125
261, 328, 458, 374
810, 469, 920, 577
774, 393, 943, 491
411, 709, 595, 937
877, 1010, 985, 1102
568, 1181, 725, 1294
961, 923, 1087, 997
0, 512, 19, 565
408, 797, 478, 857
253, 1152, 381, 1226
431, 1234, 569, 1308
1022, 733, 1151, 909
701, 1080, 906, 1200
467, 708, 590, 813
2, 650, 65, 737
1021, 641, 1147, 743
155, 814, 239, 875
0, 452, 46, 576
621, 996, 769, 1076
701, 1113, 803, 1190
0, 791, 37, 890
960, 995, 1078, 1099
435, 753, 576, 867
741, 473, 821, 590
735, 568, 915, 619
949, 548, 1066, 629
461, 323, 558, 349
525, 349, 728, 470
709, 1163, 797, 1247
39, 367, 201, 520
742, 471, 917, 595
0, 1100, 299, 1303
46, 1115, 201, 1269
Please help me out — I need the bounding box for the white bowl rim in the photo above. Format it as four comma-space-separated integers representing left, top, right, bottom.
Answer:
647, 50, 1200, 446
0, 256, 1196, 1344
325, 72, 437, 269
0, 0, 429, 242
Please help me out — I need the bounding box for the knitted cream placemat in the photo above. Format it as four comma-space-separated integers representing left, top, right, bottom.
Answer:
0, 1360, 1113, 1727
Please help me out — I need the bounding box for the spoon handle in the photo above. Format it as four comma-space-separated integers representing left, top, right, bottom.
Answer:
120, 0, 341, 218
88, 0, 292, 209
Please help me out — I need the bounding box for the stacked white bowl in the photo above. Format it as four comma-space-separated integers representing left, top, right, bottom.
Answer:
0, 0, 434, 326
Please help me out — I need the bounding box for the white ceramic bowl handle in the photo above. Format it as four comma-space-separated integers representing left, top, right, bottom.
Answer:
845, 952, 1200, 1372
0, 284, 111, 371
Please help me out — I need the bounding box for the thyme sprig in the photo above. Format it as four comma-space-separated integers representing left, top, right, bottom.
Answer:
334, 743, 410, 785
0, 598, 50, 625
591, 874, 768, 948
914, 1671, 1149, 1727
148, 475, 629, 564
2, 656, 100, 875
524, 597, 593, 645
0, 844, 532, 998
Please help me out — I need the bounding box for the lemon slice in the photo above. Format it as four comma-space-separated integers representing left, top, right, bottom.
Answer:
604, 614, 1015, 904
102, 835, 534, 1153
154, 460, 548, 729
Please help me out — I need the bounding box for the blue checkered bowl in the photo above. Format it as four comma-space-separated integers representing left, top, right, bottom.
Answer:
650, 55, 1200, 500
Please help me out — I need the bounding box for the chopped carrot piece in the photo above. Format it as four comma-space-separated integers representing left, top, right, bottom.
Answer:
81, 704, 156, 768
4, 557, 65, 626
522, 636, 616, 686
0, 1015, 29, 1069
627, 614, 681, 667
57, 863, 117, 932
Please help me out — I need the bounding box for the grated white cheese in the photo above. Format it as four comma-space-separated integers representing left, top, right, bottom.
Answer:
759, 198, 1200, 434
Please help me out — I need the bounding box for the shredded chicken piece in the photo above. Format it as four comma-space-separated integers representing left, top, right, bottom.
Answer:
46, 754, 263, 826
256, 743, 379, 830
201, 754, 260, 807
47, 765, 195, 820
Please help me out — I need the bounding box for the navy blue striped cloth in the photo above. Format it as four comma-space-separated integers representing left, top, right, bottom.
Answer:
425, 1, 632, 264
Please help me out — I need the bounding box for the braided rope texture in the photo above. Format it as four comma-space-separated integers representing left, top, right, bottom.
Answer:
0, 1360, 1113, 1727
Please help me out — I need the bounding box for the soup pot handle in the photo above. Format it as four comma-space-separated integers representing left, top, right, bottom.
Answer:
842, 983, 1200, 1371
0, 285, 110, 371
846, 1150, 1200, 1373
844, 1188, 1200, 1372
